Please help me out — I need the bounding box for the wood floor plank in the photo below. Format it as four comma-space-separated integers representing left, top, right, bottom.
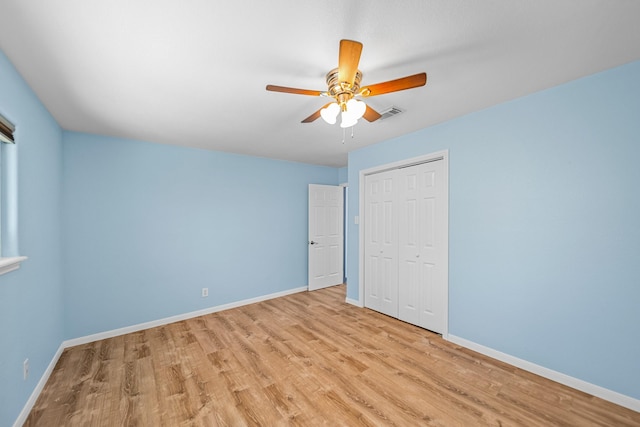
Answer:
24, 284, 640, 426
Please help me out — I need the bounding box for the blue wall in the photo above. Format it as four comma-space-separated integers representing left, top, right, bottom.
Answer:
0, 51, 64, 425
62, 132, 339, 338
347, 61, 640, 399
338, 166, 348, 183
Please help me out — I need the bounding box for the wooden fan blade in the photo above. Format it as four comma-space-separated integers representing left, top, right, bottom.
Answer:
363, 105, 382, 122
301, 109, 322, 123
301, 103, 333, 123
338, 39, 363, 87
266, 85, 324, 97
361, 73, 427, 97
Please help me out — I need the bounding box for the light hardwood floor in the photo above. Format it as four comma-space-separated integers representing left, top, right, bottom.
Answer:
25, 285, 640, 426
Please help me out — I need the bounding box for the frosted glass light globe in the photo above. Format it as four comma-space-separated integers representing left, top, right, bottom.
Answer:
320, 103, 340, 124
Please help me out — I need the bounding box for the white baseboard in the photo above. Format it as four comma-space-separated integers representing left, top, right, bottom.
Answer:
13, 344, 65, 427
446, 334, 640, 413
63, 286, 308, 348
14, 286, 307, 426
345, 297, 363, 307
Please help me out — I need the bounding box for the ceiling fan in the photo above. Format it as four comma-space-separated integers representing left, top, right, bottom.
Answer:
266, 40, 427, 128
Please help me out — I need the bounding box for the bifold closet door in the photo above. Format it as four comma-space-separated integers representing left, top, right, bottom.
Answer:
397, 160, 446, 333
363, 169, 398, 318
364, 158, 447, 334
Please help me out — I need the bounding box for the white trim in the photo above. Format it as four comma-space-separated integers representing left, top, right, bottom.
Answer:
358, 150, 449, 335
13, 344, 65, 427
345, 297, 363, 307
446, 334, 640, 413
358, 168, 365, 307
64, 286, 307, 348
0, 256, 27, 276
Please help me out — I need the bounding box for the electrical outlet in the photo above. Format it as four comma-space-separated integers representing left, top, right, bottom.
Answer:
23, 358, 29, 381
201, 287, 208, 297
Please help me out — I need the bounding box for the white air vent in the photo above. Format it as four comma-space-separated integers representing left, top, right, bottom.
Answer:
378, 106, 404, 121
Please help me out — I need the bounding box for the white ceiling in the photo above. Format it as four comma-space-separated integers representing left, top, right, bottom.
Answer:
1, 1, 639, 167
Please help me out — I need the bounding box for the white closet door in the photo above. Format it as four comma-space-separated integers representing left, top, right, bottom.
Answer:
398, 160, 446, 333
364, 169, 398, 317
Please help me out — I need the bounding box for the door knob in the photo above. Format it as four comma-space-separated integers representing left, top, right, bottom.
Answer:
309, 241, 317, 245
416, 254, 420, 258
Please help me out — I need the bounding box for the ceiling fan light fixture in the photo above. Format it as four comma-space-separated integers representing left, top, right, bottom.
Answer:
339, 98, 366, 128
340, 110, 359, 128
266, 40, 427, 129
320, 102, 340, 124
347, 98, 366, 120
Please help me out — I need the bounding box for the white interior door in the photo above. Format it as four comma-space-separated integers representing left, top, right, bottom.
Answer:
398, 160, 446, 333
308, 184, 344, 291
363, 170, 398, 317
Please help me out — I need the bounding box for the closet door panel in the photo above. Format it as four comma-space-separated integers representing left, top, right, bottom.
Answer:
364, 170, 398, 317
399, 161, 446, 333
398, 166, 421, 325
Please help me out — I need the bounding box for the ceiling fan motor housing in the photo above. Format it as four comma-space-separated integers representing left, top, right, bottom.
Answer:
326, 68, 362, 111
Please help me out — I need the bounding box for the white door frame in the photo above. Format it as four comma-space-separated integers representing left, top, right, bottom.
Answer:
358, 150, 449, 337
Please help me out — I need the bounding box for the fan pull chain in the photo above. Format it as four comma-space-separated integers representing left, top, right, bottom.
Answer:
340, 126, 357, 144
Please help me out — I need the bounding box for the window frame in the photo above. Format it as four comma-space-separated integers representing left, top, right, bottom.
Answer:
0, 112, 27, 275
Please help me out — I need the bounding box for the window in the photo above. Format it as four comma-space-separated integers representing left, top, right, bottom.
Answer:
0, 112, 27, 275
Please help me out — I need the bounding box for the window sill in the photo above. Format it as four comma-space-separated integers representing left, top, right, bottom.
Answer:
0, 256, 27, 276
